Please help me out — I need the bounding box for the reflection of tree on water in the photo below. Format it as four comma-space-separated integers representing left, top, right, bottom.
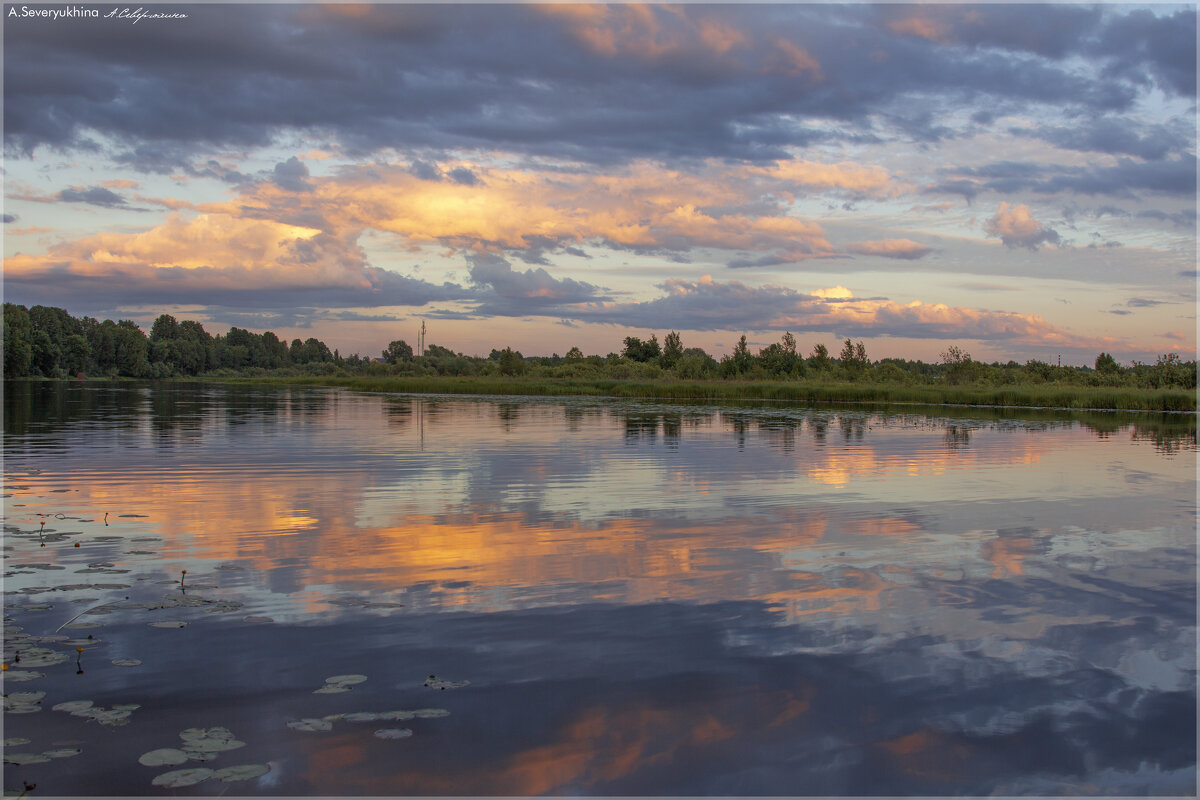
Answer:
943, 425, 971, 449
1130, 426, 1197, 455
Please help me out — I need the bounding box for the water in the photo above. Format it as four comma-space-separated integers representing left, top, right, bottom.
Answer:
2, 381, 1196, 796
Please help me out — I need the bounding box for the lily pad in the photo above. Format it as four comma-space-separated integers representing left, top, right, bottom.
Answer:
148, 621, 187, 629
242, 615, 273, 624
179, 726, 236, 743
325, 674, 368, 685
413, 708, 451, 718
212, 764, 271, 782
112, 658, 142, 667
423, 676, 469, 690
287, 718, 332, 733
43, 748, 83, 758
373, 728, 413, 739
2, 669, 44, 682
139, 748, 189, 767
3, 738, 31, 747
151, 767, 214, 787
313, 685, 350, 694
3, 753, 51, 765
52, 700, 95, 713
183, 738, 245, 753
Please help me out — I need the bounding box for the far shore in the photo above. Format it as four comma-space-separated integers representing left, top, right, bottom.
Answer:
205, 374, 1197, 413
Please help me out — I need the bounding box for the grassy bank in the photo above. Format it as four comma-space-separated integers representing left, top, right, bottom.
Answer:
224, 375, 1197, 412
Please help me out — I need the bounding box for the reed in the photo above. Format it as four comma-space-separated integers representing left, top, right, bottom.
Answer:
229, 375, 1196, 412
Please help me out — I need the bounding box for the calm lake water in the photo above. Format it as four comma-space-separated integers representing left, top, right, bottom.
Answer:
2, 381, 1196, 796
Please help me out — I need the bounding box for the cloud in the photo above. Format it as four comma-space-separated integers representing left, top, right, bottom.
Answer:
985, 203, 1061, 250
845, 239, 933, 260
272, 157, 312, 193
57, 185, 129, 208
536, 276, 1108, 349
467, 252, 606, 316
2, 214, 16, 224
3, 4, 1185, 168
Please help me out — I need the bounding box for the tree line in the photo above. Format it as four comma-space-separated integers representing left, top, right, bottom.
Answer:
4, 303, 1195, 390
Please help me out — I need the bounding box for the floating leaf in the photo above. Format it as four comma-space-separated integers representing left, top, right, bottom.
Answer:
3, 669, 43, 682
151, 767, 214, 787
412, 708, 451, 719
183, 738, 245, 754
148, 621, 187, 629
112, 703, 141, 711
313, 685, 349, 694
6, 691, 45, 705
325, 674, 367, 685
340, 712, 383, 722
373, 728, 413, 739
287, 718, 332, 733
212, 763, 271, 782
111, 658, 142, 667
3, 738, 31, 747
52, 700, 94, 713
43, 748, 83, 759
242, 615, 273, 624
3, 753, 51, 765
424, 677, 469, 690
139, 748, 189, 767
179, 726, 235, 743
62, 622, 101, 630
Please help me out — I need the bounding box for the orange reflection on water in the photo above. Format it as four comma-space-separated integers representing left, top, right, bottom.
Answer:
333, 685, 813, 796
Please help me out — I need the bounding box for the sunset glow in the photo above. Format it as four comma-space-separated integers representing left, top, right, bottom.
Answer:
3, 3, 1195, 364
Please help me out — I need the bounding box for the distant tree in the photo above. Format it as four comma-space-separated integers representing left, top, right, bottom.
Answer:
3, 303, 33, 377
622, 334, 661, 363
497, 347, 525, 376
808, 343, 831, 372
758, 331, 804, 378
565, 346, 584, 361
150, 314, 180, 342
940, 345, 975, 385
1095, 352, 1119, 374
661, 331, 683, 368
839, 338, 867, 379
383, 339, 414, 364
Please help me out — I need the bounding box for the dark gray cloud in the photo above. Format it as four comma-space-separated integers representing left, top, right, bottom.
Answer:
938, 154, 1196, 200
447, 167, 479, 186
4, 4, 1191, 172
3, 262, 472, 316
409, 160, 441, 181
272, 156, 311, 192
1019, 117, 1191, 161
467, 253, 606, 316
2, 214, 16, 223
57, 185, 128, 208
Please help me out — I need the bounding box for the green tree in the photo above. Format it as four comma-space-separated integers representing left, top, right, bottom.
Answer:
808, 343, 831, 372
497, 347, 525, 376
3, 303, 33, 377
565, 346, 584, 361
622, 335, 661, 363
661, 331, 683, 369
1095, 352, 1119, 375
940, 345, 975, 385
383, 340, 414, 364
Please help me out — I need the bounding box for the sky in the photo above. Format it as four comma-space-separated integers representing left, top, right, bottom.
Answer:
2, 2, 1196, 365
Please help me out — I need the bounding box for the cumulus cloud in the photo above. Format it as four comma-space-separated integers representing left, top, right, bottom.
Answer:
985, 203, 1062, 250
467, 252, 606, 315
272, 157, 312, 193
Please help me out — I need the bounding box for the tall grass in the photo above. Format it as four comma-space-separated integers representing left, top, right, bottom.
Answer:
227, 375, 1196, 412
